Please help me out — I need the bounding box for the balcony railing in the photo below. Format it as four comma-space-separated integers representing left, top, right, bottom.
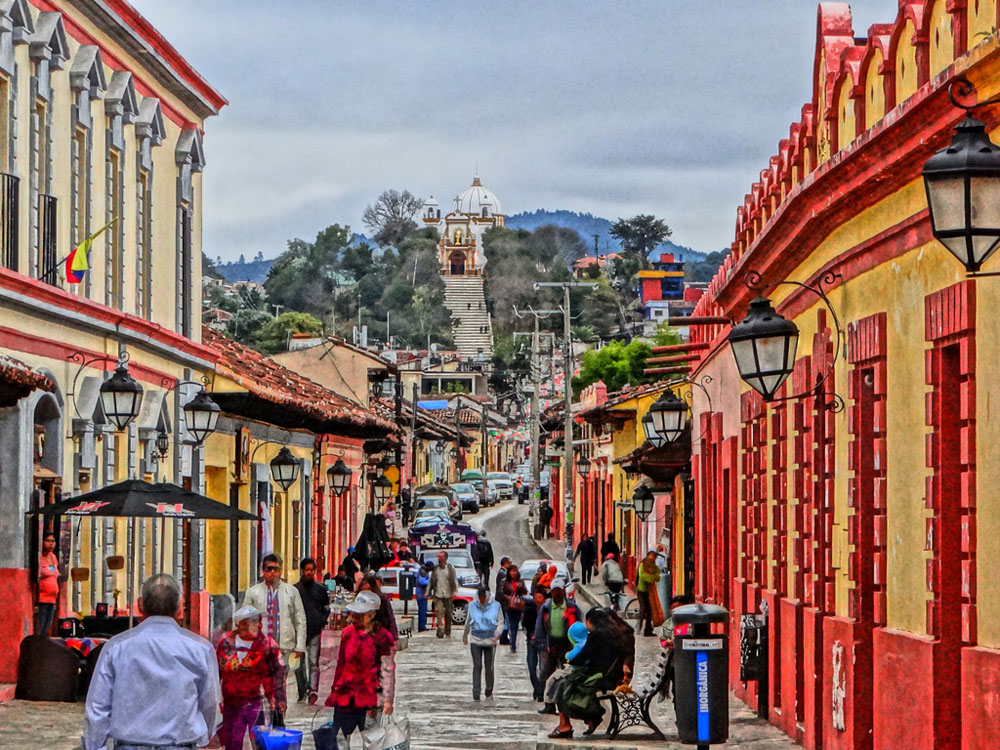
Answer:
0, 173, 17, 272
37, 193, 57, 285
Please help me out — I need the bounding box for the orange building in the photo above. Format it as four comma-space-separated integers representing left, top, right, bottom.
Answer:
686, 3, 1000, 749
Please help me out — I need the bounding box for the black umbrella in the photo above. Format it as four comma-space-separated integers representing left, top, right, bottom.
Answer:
30, 479, 259, 628
31, 479, 260, 520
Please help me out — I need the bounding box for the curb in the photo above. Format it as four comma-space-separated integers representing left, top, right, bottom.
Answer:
521, 518, 603, 610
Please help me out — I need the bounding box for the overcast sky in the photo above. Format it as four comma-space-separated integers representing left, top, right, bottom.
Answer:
134, 1, 889, 262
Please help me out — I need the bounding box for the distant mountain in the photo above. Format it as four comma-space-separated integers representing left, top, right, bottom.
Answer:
215, 232, 371, 285
506, 210, 709, 263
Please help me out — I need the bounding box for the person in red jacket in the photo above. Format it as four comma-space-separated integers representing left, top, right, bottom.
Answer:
216, 606, 285, 750
325, 590, 396, 743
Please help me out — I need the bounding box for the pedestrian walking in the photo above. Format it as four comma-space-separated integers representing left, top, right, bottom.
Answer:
415, 562, 432, 632
324, 591, 396, 744
293, 557, 330, 705
495, 556, 512, 643
83, 573, 220, 750
241, 554, 308, 668
476, 530, 494, 584
535, 576, 582, 714
500, 565, 527, 653
540, 621, 588, 714
600, 533, 621, 562
216, 606, 285, 750
523, 587, 544, 702
601, 553, 626, 609
539, 502, 554, 538
463, 586, 505, 701
36, 532, 59, 635
636, 550, 662, 637
573, 534, 597, 586
357, 574, 399, 643
429, 550, 458, 638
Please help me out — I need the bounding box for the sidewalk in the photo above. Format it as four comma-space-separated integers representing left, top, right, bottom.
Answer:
528, 526, 629, 609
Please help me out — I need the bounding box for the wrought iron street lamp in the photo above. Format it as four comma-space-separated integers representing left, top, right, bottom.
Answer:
181, 388, 220, 445
576, 454, 591, 477
327, 457, 352, 497
641, 412, 666, 449
922, 78, 1000, 274
646, 389, 688, 444
153, 430, 170, 462
373, 472, 393, 504
727, 296, 798, 402
269, 446, 300, 490
100, 356, 144, 431
631, 485, 655, 521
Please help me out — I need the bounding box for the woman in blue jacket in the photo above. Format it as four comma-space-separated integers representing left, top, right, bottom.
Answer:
415, 563, 432, 632
463, 585, 505, 701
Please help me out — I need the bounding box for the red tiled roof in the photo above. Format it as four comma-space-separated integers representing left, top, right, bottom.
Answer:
203, 328, 397, 436
0, 352, 55, 391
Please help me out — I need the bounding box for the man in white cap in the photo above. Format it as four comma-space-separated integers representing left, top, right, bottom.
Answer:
83, 573, 220, 750
216, 605, 285, 750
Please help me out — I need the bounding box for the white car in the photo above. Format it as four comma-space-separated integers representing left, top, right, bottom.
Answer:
519, 558, 577, 599
488, 472, 514, 498
411, 508, 451, 527
377, 552, 480, 625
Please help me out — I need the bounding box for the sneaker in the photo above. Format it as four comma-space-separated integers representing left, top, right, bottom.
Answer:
297, 693, 306, 703
473, 695, 480, 701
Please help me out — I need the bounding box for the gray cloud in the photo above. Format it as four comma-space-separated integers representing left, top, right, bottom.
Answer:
135, 0, 890, 260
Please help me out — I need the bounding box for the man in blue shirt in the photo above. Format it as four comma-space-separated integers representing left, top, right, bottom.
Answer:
83, 573, 220, 750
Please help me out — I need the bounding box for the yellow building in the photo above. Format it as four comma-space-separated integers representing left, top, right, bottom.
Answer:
0, 0, 225, 681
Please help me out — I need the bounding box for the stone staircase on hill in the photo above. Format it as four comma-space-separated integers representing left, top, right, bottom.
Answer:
443, 275, 494, 360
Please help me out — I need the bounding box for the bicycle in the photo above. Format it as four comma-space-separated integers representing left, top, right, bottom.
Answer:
622, 596, 640, 623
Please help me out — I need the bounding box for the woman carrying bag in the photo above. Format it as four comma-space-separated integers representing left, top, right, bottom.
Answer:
319, 590, 396, 748
499, 565, 527, 654
636, 551, 663, 637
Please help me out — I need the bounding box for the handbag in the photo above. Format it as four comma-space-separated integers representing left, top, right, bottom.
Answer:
362, 715, 410, 750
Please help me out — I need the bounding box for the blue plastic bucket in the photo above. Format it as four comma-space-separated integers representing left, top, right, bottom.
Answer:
252, 727, 304, 750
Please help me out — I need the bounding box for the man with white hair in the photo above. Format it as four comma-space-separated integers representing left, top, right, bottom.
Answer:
83, 573, 220, 750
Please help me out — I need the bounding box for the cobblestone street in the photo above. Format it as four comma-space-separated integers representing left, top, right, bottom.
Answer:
0, 503, 798, 749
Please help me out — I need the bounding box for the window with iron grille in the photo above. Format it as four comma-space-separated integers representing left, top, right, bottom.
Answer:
0, 172, 18, 272
37, 192, 57, 286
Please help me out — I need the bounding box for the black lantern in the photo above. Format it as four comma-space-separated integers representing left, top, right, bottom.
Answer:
728, 296, 799, 401
327, 457, 352, 497
632, 485, 655, 521
433, 440, 446, 455
449, 447, 459, 458
641, 411, 666, 449
99, 361, 144, 431
154, 430, 170, 460
373, 472, 393, 503
923, 115, 1000, 273
269, 446, 300, 490
576, 454, 592, 477
182, 389, 220, 445
646, 389, 688, 444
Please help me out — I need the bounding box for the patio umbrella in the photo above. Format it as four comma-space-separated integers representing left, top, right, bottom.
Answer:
32, 479, 260, 520
30, 479, 260, 627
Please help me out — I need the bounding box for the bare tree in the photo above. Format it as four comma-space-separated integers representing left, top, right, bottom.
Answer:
362, 189, 423, 247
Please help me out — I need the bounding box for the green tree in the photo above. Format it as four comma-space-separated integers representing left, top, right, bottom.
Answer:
202, 252, 224, 280
225, 308, 273, 346
610, 214, 672, 270
253, 311, 324, 355
572, 339, 653, 395
652, 321, 683, 348
340, 242, 375, 281
263, 225, 352, 320
362, 189, 423, 247
684, 249, 731, 282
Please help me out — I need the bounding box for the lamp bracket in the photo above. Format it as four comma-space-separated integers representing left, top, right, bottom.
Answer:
946, 76, 1000, 115
160, 374, 212, 392
682, 374, 715, 443
65, 349, 129, 422
743, 270, 846, 413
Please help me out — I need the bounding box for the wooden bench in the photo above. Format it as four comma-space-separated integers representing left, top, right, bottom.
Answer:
598, 646, 671, 739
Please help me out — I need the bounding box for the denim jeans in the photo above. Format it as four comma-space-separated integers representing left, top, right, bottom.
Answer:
295, 632, 321, 698
37, 603, 56, 635
417, 597, 428, 631
506, 609, 522, 652
470, 644, 495, 699
526, 639, 543, 700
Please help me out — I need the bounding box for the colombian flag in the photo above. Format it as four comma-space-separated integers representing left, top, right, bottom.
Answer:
65, 219, 116, 284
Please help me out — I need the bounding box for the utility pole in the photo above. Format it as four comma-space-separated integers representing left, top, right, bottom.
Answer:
534, 282, 596, 555
409, 382, 417, 488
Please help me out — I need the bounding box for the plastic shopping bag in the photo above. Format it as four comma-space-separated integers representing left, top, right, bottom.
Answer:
362, 715, 410, 750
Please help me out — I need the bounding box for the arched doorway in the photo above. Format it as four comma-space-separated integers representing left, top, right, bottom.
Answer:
30, 393, 63, 633
449, 251, 466, 275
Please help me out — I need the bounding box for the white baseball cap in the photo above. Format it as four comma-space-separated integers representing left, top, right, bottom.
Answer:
233, 606, 264, 623
551, 575, 569, 591
345, 590, 381, 614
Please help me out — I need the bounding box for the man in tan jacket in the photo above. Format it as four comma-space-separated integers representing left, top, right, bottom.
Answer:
428, 550, 458, 638
242, 553, 307, 661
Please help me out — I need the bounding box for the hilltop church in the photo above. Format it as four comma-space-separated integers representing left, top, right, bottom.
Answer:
421, 175, 505, 359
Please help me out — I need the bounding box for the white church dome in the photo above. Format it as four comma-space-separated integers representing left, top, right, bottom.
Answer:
453, 175, 502, 216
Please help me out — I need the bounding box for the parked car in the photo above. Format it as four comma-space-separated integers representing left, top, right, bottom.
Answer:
519, 558, 577, 598
487, 472, 514, 499
414, 483, 462, 521
450, 482, 480, 513
411, 508, 451, 527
